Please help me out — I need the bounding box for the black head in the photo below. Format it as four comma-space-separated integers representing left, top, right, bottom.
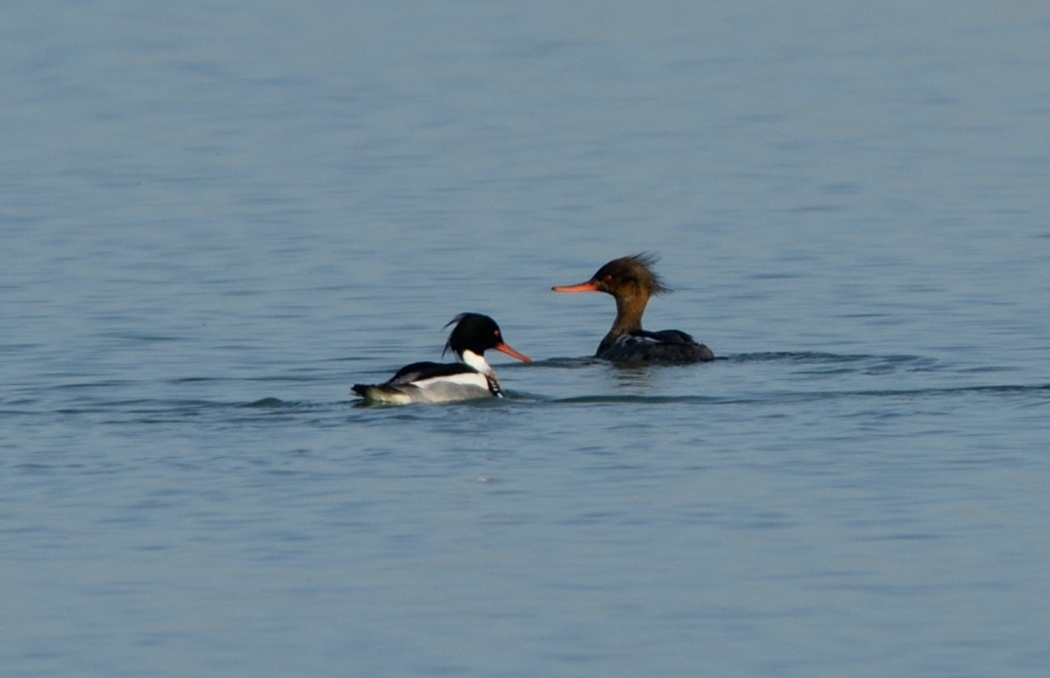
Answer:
443, 313, 532, 363
444, 313, 502, 356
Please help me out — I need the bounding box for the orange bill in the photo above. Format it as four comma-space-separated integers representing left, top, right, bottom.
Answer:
494, 342, 532, 364
551, 281, 600, 293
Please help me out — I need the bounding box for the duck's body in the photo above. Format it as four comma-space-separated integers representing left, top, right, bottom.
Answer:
353, 313, 531, 404
553, 253, 714, 363
354, 360, 499, 404
597, 328, 713, 363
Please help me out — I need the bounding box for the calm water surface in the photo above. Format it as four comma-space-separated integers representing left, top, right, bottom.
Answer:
3, 1, 1050, 676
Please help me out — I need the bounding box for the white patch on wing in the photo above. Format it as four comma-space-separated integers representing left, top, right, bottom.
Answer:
413, 371, 491, 390
359, 365, 501, 404
614, 334, 659, 347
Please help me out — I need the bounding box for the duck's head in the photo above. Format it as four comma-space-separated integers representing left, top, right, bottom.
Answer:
552, 252, 670, 301
443, 313, 532, 367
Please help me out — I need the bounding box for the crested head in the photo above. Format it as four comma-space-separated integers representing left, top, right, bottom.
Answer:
551, 253, 677, 342
443, 313, 504, 358
589, 252, 670, 297
442, 312, 532, 368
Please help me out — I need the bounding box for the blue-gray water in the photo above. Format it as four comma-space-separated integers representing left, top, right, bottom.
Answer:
3, 2, 1050, 676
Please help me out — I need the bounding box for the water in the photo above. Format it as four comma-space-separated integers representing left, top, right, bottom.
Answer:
3, 1, 1050, 676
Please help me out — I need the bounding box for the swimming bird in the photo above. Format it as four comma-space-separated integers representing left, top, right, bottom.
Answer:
552, 253, 715, 363
352, 313, 531, 404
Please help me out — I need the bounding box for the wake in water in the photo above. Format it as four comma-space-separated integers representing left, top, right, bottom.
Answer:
519, 351, 1048, 406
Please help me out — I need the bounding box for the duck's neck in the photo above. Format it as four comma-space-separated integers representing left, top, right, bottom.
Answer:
460, 349, 493, 377
601, 293, 648, 347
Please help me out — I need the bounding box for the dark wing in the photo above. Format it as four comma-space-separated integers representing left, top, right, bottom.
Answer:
634, 329, 698, 345
385, 361, 479, 385
600, 330, 714, 362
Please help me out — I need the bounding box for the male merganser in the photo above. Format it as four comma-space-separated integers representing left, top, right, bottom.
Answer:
352, 313, 532, 404
552, 253, 715, 363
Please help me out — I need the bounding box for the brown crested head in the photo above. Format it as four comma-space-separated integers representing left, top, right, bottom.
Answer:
584, 252, 670, 298
551, 253, 670, 335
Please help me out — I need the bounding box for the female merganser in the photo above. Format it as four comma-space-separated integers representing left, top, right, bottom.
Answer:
352, 313, 531, 404
552, 253, 715, 363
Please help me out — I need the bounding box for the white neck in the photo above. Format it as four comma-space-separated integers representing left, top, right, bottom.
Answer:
460, 350, 493, 376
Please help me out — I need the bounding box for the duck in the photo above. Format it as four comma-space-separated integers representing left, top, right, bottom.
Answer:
352, 313, 531, 404
552, 253, 715, 363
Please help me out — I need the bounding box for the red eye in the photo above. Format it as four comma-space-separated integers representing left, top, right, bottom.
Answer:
603, 274, 613, 282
